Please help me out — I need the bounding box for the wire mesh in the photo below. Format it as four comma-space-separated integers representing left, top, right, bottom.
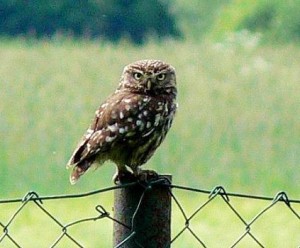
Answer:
0, 177, 299, 247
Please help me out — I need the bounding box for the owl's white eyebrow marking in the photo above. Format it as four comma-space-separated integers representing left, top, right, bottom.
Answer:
132, 68, 144, 74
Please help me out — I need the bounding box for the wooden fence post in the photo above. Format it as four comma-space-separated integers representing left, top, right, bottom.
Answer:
113, 175, 172, 248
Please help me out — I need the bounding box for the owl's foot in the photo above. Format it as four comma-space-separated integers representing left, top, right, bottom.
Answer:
136, 169, 159, 183
113, 170, 135, 185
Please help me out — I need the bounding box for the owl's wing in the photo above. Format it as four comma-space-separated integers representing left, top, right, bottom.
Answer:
67, 92, 162, 183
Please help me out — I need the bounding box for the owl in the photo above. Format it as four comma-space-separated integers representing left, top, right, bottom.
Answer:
67, 59, 177, 184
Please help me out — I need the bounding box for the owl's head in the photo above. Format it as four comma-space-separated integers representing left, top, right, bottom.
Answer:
119, 60, 177, 96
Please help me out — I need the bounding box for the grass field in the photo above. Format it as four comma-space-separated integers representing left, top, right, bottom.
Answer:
0, 36, 299, 246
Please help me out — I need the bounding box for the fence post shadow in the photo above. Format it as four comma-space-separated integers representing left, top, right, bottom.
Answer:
113, 174, 172, 248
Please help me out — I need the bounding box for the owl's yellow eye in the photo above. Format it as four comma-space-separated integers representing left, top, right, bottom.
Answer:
156, 73, 166, 81
133, 72, 143, 80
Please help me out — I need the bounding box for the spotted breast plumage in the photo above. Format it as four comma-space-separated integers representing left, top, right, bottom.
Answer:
67, 59, 177, 184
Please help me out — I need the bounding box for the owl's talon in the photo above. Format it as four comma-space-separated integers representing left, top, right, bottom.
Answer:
136, 170, 159, 183
113, 170, 135, 185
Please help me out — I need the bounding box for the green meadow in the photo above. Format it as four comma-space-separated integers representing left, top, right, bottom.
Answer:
0, 37, 299, 246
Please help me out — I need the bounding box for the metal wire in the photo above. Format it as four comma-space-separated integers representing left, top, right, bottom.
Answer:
0, 179, 299, 247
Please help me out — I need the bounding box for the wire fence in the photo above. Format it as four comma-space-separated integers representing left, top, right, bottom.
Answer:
0, 177, 299, 247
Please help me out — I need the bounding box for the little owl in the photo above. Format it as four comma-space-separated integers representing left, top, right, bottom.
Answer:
67, 59, 177, 184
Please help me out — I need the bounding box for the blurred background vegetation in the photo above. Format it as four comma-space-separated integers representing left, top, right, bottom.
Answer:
1, 0, 300, 44
1, 0, 299, 246
0, 0, 299, 196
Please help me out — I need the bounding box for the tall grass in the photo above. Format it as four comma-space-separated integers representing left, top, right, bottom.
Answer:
0, 37, 299, 198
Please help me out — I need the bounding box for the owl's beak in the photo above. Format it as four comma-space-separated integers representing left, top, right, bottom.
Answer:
147, 79, 151, 90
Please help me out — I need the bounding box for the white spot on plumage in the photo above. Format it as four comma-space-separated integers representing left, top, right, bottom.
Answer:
139, 122, 145, 131
87, 143, 91, 151
111, 110, 118, 119
105, 136, 116, 143
164, 104, 169, 112
154, 114, 161, 126
136, 120, 142, 126
127, 118, 133, 122
125, 105, 131, 111
91, 130, 103, 142
120, 111, 124, 119
146, 122, 151, 128
95, 109, 102, 116
143, 110, 148, 116
123, 98, 132, 103
85, 129, 94, 138
101, 103, 108, 108
87, 129, 93, 134
119, 128, 125, 134
156, 102, 164, 111
108, 123, 118, 132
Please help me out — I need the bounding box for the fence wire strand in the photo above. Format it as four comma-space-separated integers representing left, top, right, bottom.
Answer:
0, 178, 299, 247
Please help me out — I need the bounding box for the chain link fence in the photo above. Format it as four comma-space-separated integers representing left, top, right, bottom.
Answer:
1, 177, 299, 247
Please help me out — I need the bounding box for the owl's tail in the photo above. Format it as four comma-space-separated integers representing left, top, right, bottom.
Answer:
67, 140, 95, 184
69, 160, 91, 185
